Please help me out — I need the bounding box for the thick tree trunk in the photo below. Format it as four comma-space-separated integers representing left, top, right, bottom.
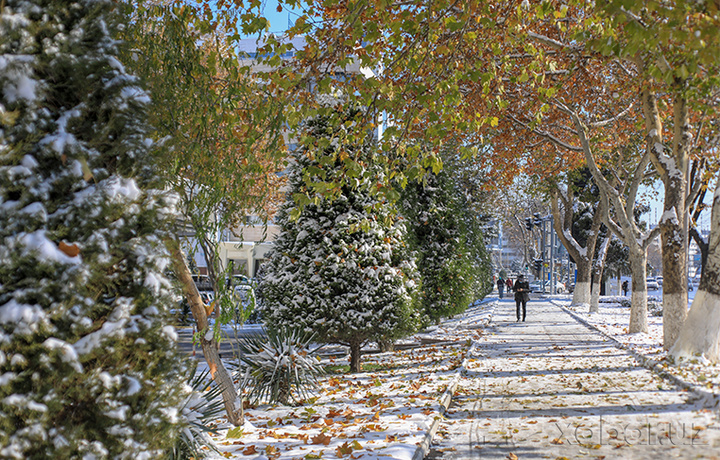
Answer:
572, 259, 592, 308
643, 87, 690, 350
660, 92, 690, 349
549, 187, 604, 309
349, 341, 362, 373
628, 247, 649, 333
670, 179, 720, 363
168, 240, 244, 426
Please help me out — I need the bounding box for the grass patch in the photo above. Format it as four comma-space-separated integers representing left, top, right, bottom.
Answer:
323, 361, 405, 374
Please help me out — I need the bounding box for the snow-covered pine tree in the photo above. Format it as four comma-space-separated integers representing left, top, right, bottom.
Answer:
401, 164, 480, 324
0, 1, 187, 457
258, 113, 420, 373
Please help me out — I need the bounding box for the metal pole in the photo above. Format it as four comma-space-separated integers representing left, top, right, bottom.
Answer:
540, 222, 545, 292
549, 217, 556, 295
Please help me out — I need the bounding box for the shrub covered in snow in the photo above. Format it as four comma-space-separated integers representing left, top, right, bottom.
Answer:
257, 112, 420, 372
0, 1, 187, 457
648, 299, 663, 317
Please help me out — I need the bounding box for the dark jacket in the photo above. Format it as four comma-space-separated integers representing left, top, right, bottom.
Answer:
513, 279, 530, 301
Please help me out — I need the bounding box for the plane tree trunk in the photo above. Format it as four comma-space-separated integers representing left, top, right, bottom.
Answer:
550, 186, 604, 309
562, 104, 660, 334
670, 177, 720, 363
590, 235, 610, 314
643, 88, 690, 350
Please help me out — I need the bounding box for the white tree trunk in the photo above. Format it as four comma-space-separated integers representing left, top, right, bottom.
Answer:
670, 179, 720, 363
590, 281, 601, 313
628, 247, 649, 333
589, 236, 610, 313
670, 291, 720, 363
570, 258, 593, 308
572, 281, 591, 309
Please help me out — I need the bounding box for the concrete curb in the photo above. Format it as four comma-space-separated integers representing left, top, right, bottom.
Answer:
411, 301, 497, 460
554, 301, 720, 407
411, 376, 459, 460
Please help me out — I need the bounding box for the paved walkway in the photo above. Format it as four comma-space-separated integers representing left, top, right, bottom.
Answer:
428, 300, 720, 459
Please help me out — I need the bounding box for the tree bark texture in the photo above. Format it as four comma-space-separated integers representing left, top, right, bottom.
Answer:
670, 179, 720, 363
350, 341, 362, 373
168, 240, 244, 426
642, 87, 690, 350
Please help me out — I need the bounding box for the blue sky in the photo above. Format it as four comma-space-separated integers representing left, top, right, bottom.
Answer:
255, 0, 305, 35
642, 180, 714, 232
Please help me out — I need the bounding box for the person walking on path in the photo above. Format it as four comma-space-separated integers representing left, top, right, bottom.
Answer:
428, 301, 720, 460
496, 277, 505, 299
513, 274, 530, 321
505, 277, 513, 293
622, 280, 629, 296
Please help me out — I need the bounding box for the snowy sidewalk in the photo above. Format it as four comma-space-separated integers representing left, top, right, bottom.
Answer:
428, 300, 720, 459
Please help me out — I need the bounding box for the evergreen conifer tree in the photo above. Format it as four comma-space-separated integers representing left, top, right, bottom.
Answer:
0, 1, 186, 457
258, 114, 420, 373
401, 156, 493, 324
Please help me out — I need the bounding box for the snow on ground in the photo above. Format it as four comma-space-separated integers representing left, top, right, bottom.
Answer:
199, 292, 720, 459
554, 293, 720, 398
562, 296, 666, 358
204, 300, 494, 460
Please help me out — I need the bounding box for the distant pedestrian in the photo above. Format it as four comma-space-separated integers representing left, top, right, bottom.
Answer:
506, 278, 514, 292
622, 280, 628, 297
497, 277, 505, 299
513, 274, 530, 321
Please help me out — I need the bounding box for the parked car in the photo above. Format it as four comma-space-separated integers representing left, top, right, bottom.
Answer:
230, 274, 251, 286
233, 285, 260, 324
646, 278, 660, 291
192, 274, 213, 291
528, 281, 566, 293
529, 281, 543, 293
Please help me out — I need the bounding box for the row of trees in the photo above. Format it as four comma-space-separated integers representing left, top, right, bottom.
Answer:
258, 112, 493, 372
3, 0, 719, 456
250, 0, 720, 362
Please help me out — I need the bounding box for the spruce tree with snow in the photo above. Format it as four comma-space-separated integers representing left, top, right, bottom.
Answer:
0, 1, 187, 458
257, 113, 420, 373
